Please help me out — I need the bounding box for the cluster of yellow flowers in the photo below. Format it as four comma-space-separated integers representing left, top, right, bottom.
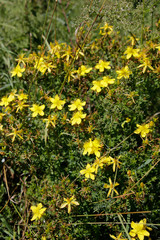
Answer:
30, 195, 79, 221
0, 90, 89, 136
80, 153, 121, 197
30, 202, 152, 240
3, 21, 158, 239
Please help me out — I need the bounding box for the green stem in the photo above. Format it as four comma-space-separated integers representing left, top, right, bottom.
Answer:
117, 213, 132, 240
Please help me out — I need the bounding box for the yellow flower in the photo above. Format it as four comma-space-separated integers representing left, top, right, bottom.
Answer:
124, 46, 140, 59
100, 76, 115, 87
92, 157, 104, 174
125, 91, 139, 104
91, 138, 102, 157
62, 45, 72, 62
50, 95, 66, 110
8, 90, 17, 102
80, 163, 96, 180
137, 58, 154, 73
17, 93, 28, 101
43, 114, 57, 128
49, 41, 62, 58
8, 127, 23, 142
0, 124, 3, 131
129, 219, 150, 240
77, 65, 92, 76
60, 196, 79, 213
30, 104, 45, 117
71, 111, 86, 125
15, 101, 29, 112
83, 138, 102, 157
68, 99, 86, 111
128, 36, 139, 46
41, 236, 46, 240
11, 64, 25, 77
110, 232, 127, 240
91, 80, 102, 93
110, 156, 122, 172
15, 53, 26, 65
95, 60, 111, 72
30, 203, 46, 221
0, 96, 11, 107
99, 22, 113, 35
100, 156, 113, 165
83, 138, 93, 156
34, 57, 56, 74
116, 66, 132, 80
134, 123, 150, 138
104, 177, 119, 197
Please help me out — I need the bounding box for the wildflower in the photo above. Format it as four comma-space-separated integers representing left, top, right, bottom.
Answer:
17, 93, 28, 101
41, 237, 46, 240
77, 65, 92, 76
142, 218, 152, 231
83, 138, 102, 157
129, 219, 150, 240
30, 104, 45, 117
93, 157, 104, 174
0, 124, 3, 131
110, 156, 122, 172
83, 138, 93, 156
34, 57, 56, 74
50, 95, 66, 110
91, 80, 102, 93
110, 232, 127, 240
87, 124, 95, 133
43, 114, 57, 128
49, 41, 61, 58
80, 163, 96, 180
95, 60, 111, 72
124, 46, 140, 59
8, 90, 17, 102
66, 68, 77, 82
100, 76, 115, 87
16, 53, 26, 65
60, 196, 79, 213
91, 138, 102, 157
71, 111, 86, 125
128, 36, 139, 46
134, 123, 150, 138
11, 64, 25, 77
30, 203, 46, 221
0, 96, 11, 107
100, 22, 113, 35
8, 127, 23, 142
125, 91, 139, 104
62, 45, 72, 62
100, 156, 113, 165
75, 48, 84, 60
137, 58, 154, 73
15, 101, 29, 112
68, 99, 86, 111
116, 66, 132, 80
104, 177, 119, 197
